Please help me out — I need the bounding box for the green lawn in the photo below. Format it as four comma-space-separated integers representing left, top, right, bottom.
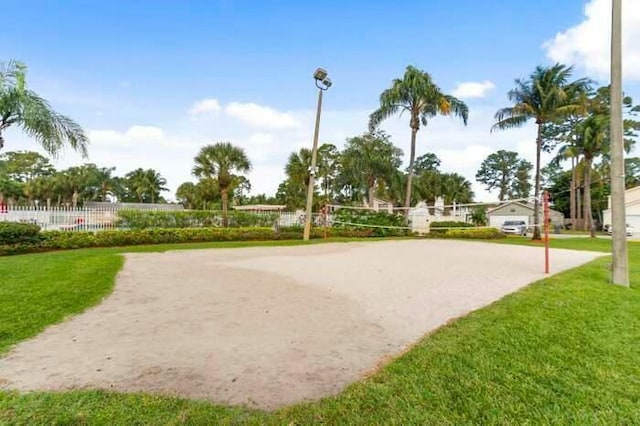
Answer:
1, 237, 640, 424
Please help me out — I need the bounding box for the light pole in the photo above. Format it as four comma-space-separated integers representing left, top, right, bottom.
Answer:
610, 0, 629, 286
303, 68, 332, 241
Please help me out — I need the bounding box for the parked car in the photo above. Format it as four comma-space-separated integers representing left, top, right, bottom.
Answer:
607, 224, 634, 237
501, 220, 527, 236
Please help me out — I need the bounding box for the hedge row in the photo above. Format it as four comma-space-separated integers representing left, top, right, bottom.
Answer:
116, 209, 279, 229
0, 226, 375, 256
427, 227, 505, 239
0, 222, 42, 245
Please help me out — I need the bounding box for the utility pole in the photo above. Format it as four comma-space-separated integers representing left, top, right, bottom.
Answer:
610, 0, 629, 286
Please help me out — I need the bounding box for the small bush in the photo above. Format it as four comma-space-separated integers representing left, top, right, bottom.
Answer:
0, 222, 42, 245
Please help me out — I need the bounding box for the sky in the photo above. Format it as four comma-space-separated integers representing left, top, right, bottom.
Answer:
3, 0, 640, 202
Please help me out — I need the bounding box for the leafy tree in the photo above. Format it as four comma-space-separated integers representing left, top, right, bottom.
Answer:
176, 182, 199, 209
475, 150, 532, 201
317, 143, 339, 204
338, 131, 403, 207
0, 61, 88, 156
626, 157, 640, 188
193, 142, 252, 226
470, 206, 488, 226
369, 65, 468, 211
0, 151, 54, 182
492, 64, 591, 239
412, 153, 441, 174
275, 179, 308, 210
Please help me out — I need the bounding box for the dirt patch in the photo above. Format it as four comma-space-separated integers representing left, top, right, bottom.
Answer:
0, 240, 602, 409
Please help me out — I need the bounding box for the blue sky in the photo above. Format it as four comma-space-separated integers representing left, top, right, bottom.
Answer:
4, 0, 640, 201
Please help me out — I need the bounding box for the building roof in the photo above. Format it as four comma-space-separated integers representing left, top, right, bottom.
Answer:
487, 200, 563, 216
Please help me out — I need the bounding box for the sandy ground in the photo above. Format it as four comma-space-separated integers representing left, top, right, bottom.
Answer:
0, 240, 603, 409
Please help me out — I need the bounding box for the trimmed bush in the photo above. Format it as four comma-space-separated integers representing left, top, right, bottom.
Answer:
431, 227, 505, 240
0, 227, 375, 256
429, 221, 475, 235
0, 222, 42, 245
332, 209, 408, 237
116, 209, 278, 230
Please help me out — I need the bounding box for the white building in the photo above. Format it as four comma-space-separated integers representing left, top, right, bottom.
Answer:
602, 186, 640, 230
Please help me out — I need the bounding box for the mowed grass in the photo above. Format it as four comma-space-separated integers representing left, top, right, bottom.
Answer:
1, 237, 640, 424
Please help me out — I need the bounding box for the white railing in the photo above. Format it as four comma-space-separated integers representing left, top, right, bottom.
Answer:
0, 206, 121, 231
0, 206, 311, 231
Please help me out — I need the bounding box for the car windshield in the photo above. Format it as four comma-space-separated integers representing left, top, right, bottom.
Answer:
503, 221, 521, 226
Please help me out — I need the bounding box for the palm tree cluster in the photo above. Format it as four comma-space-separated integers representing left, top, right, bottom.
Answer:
277, 133, 474, 210
543, 86, 639, 236
0, 150, 168, 207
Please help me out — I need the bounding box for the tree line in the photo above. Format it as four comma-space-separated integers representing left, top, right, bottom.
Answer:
1, 60, 639, 238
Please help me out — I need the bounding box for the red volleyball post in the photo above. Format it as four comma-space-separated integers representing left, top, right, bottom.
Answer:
544, 191, 550, 274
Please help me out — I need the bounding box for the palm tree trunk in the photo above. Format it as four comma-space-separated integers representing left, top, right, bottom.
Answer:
570, 156, 576, 229
583, 159, 595, 238
532, 124, 543, 240
404, 127, 418, 213
72, 190, 78, 209
221, 189, 229, 227
577, 186, 583, 228
368, 176, 375, 208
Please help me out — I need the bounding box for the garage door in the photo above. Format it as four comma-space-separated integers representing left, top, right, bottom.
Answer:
489, 215, 529, 228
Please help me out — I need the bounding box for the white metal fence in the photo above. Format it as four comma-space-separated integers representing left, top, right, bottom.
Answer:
0, 206, 311, 231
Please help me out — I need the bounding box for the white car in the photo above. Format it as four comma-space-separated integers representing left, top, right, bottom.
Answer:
501, 220, 527, 236
607, 224, 634, 237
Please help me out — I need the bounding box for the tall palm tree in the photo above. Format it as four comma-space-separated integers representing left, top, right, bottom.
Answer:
193, 142, 252, 227
369, 65, 468, 211
0, 61, 88, 156
492, 64, 590, 239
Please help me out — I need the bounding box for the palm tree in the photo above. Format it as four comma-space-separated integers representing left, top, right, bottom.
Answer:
369, 65, 468, 211
492, 64, 590, 239
285, 148, 312, 193
193, 142, 252, 226
439, 172, 474, 205
124, 168, 167, 203
0, 61, 88, 156
144, 169, 168, 204
339, 132, 403, 207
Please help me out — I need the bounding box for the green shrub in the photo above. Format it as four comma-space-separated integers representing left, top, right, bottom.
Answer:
0, 222, 42, 245
0, 227, 376, 256
332, 209, 408, 237
431, 227, 505, 240
116, 210, 278, 230
429, 221, 475, 235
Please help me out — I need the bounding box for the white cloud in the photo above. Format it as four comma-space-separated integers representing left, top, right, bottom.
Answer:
225, 102, 300, 129
543, 0, 640, 80
125, 125, 164, 140
188, 98, 222, 115
248, 132, 274, 145
452, 80, 496, 98
88, 125, 164, 146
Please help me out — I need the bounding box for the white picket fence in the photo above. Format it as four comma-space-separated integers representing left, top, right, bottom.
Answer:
0, 206, 309, 231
